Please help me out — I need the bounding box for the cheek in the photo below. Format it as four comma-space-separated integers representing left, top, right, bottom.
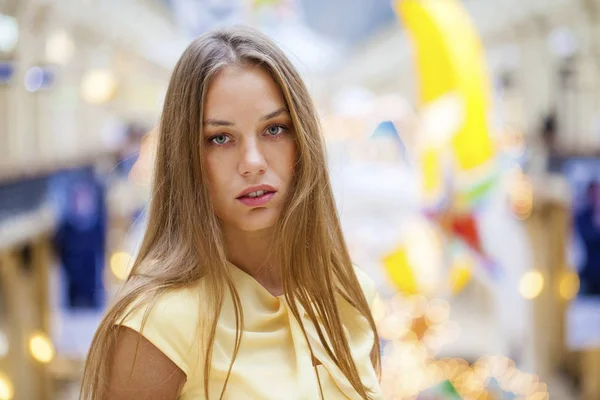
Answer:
203, 154, 226, 199
280, 140, 297, 178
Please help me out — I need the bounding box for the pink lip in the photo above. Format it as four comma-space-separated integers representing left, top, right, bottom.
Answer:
237, 192, 276, 207
236, 184, 277, 199
236, 184, 277, 207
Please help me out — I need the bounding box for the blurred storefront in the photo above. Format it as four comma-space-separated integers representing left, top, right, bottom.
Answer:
1, 0, 600, 399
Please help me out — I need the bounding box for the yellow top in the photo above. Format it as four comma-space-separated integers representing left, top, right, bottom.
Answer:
119, 263, 383, 399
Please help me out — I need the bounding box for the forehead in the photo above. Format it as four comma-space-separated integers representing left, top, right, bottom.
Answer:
204, 65, 286, 118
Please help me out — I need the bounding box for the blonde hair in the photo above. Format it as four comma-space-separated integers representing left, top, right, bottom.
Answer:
81, 26, 380, 399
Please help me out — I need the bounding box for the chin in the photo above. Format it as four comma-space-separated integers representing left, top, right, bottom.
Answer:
237, 209, 280, 232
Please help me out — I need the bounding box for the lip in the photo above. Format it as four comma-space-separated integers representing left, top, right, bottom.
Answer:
236, 184, 277, 199
237, 192, 276, 207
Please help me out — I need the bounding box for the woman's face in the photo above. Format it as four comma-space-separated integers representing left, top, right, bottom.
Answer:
202, 65, 296, 233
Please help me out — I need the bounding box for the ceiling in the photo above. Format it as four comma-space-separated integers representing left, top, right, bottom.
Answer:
161, 0, 396, 45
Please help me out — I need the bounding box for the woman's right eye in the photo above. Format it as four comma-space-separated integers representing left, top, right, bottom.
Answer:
210, 134, 230, 145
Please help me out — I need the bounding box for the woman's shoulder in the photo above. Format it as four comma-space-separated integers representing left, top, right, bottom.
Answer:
118, 281, 207, 329
149, 283, 205, 313
116, 281, 208, 375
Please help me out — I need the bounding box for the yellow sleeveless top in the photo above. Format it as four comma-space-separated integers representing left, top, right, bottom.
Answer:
118, 263, 383, 399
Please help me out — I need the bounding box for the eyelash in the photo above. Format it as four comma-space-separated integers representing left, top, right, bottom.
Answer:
207, 124, 289, 146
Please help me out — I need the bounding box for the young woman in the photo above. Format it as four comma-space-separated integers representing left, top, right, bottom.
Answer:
81, 26, 382, 400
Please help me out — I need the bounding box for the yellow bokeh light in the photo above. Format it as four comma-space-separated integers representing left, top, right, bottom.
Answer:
0, 372, 13, 400
379, 316, 408, 341
383, 247, 418, 295
81, 69, 117, 104
519, 270, 544, 300
29, 332, 54, 363
558, 270, 580, 300
425, 298, 450, 325
405, 221, 444, 294
110, 252, 133, 280
407, 295, 429, 318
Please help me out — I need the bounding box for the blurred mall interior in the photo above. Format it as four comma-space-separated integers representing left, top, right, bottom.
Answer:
1, 0, 600, 398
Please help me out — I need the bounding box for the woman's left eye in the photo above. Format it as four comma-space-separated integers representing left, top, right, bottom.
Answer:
265, 125, 286, 136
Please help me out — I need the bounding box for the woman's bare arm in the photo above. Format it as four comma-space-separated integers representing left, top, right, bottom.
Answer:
105, 326, 187, 400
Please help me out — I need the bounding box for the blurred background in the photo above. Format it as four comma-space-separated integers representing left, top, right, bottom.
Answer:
1, 0, 600, 398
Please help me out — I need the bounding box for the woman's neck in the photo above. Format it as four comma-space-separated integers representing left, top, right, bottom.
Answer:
222, 226, 282, 291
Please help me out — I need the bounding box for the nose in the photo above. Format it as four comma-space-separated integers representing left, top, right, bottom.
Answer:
238, 137, 266, 177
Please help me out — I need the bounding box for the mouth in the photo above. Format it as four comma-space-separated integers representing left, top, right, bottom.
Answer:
237, 191, 276, 207
236, 185, 277, 207
236, 185, 277, 199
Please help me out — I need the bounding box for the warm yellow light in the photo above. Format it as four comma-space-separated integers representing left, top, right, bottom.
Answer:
81, 69, 117, 104
507, 168, 533, 220
425, 298, 450, 325
558, 271, 579, 300
0, 371, 13, 400
110, 252, 133, 280
405, 220, 444, 294
407, 294, 429, 318
29, 332, 54, 363
519, 270, 544, 299
379, 315, 407, 341
45, 30, 74, 64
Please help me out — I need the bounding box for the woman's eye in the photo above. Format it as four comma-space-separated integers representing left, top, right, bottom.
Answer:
210, 134, 230, 145
266, 125, 285, 136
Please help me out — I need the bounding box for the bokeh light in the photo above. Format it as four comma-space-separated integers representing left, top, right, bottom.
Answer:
558, 270, 580, 300
0, 372, 13, 400
24, 67, 45, 92
46, 30, 75, 65
29, 332, 54, 364
405, 219, 444, 295
507, 167, 534, 220
81, 69, 117, 104
519, 270, 544, 299
110, 251, 133, 280
0, 13, 18, 53
425, 298, 451, 325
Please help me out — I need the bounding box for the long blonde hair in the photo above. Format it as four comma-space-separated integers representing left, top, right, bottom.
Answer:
81, 26, 380, 399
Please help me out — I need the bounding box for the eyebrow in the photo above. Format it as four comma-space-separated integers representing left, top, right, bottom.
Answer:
260, 107, 288, 121
203, 107, 288, 127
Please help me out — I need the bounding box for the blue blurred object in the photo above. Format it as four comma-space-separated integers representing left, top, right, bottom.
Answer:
299, 0, 395, 44
371, 120, 408, 162
51, 166, 107, 309
563, 157, 600, 296
0, 62, 14, 84
24, 66, 55, 92
371, 120, 400, 140
0, 177, 48, 222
